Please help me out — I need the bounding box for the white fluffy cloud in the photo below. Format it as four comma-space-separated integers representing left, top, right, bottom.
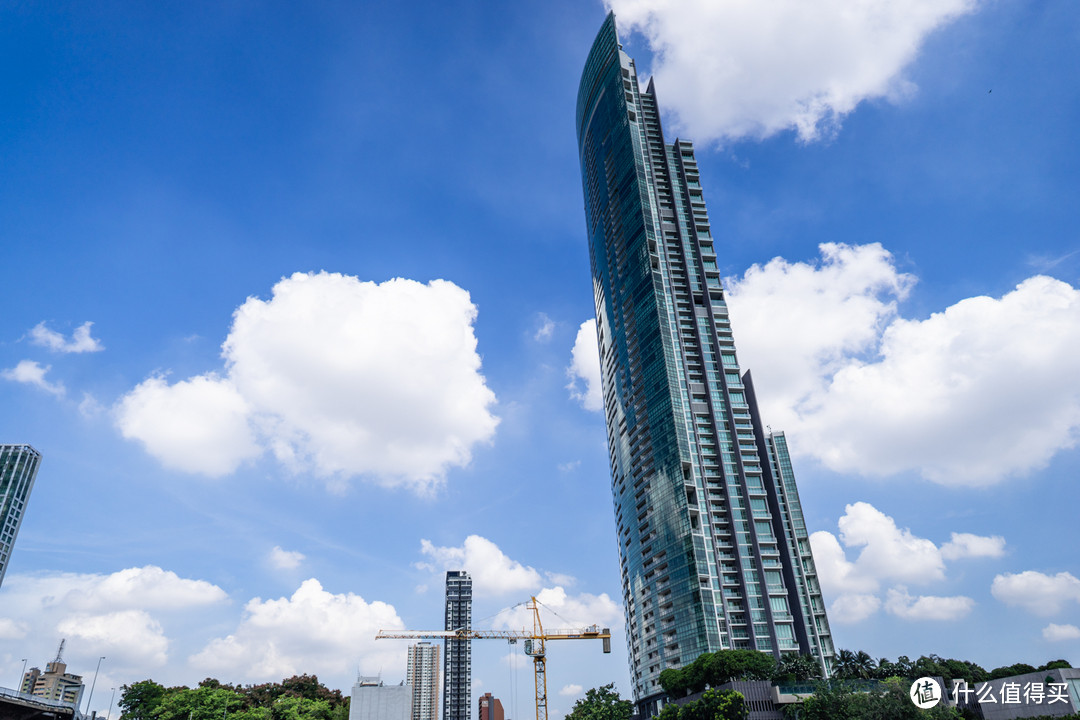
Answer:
726, 244, 1080, 486
418, 535, 543, 596
567, 319, 602, 412
493, 586, 622, 631
189, 579, 405, 683
828, 594, 881, 625
2, 359, 66, 396
837, 502, 944, 586
884, 587, 974, 621
991, 571, 1080, 616
57, 610, 169, 666
30, 321, 104, 353
1042, 623, 1080, 642
116, 374, 260, 476
606, 0, 978, 142
560, 684, 584, 697
725, 243, 913, 430
269, 546, 306, 570
116, 272, 500, 491
60, 565, 229, 611
0, 567, 228, 678
940, 532, 1006, 561
811, 503, 1000, 624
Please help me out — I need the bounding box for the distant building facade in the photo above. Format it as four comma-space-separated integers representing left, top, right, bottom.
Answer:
443, 571, 472, 720
477, 693, 503, 720
0, 444, 41, 587
966, 667, 1080, 720
350, 676, 412, 720
407, 642, 440, 720
20, 659, 83, 706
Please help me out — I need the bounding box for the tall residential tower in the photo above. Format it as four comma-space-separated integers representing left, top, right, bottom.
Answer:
576, 14, 834, 710
406, 642, 440, 720
0, 444, 40, 588
443, 571, 472, 720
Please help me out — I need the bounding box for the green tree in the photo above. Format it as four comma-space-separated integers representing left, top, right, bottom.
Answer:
678, 688, 747, 720
565, 684, 633, 720
791, 678, 964, 720
118, 680, 167, 720
773, 654, 822, 684
154, 686, 246, 720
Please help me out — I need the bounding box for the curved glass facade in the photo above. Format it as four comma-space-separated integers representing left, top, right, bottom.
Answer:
576, 14, 834, 706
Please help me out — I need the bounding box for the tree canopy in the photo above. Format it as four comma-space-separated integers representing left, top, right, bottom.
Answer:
118, 675, 348, 720
565, 684, 633, 720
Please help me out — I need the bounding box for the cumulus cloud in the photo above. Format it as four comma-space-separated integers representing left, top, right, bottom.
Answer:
828, 594, 881, 625
813, 502, 945, 592
560, 684, 584, 697
190, 579, 405, 683
115, 374, 260, 476
0, 566, 228, 677
991, 571, 1080, 616
30, 321, 104, 353
884, 587, 974, 621
2, 360, 66, 397
1042, 623, 1080, 642
725, 243, 914, 430
57, 610, 169, 666
494, 586, 622, 631
607, 0, 978, 142
116, 272, 499, 491
418, 535, 542, 596
726, 244, 1080, 486
59, 565, 229, 611
940, 532, 1006, 561
811, 503, 1001, 624
567, 319, 602, 411
269, 546, 306, 570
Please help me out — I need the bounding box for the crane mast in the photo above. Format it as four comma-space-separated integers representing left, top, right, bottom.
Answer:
376, 597, 611, 720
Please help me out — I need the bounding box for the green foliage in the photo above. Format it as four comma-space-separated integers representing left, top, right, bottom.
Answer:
565, 684, 633, 720
658, 650, 778, 697
676, 688, 747, 720
120, 675, 348, 720
772, 654, 822, 684
1040, 659, 1072, 671
119, 680, 168, 720
989, 663, 1037, 680
790, 678, 963, 720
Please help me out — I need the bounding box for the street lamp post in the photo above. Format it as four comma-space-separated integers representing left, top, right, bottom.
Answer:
107, 688, 116, 720
85, 656, 105, 717
19, 659, 27, 693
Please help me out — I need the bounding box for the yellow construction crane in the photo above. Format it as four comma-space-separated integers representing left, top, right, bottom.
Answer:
376, 596, 611, 720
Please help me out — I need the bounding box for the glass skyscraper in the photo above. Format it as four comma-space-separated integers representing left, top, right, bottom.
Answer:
0, 444, 40, 588
575, 14, 834, 708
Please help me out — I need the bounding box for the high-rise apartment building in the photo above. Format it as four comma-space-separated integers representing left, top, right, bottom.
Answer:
0, 444, 41, 588
443, 571, 472, 720
575, 14, 834, 710
407, 642, 440, 720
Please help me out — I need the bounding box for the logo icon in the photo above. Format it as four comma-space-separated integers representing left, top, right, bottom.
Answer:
911, 677, 942, 709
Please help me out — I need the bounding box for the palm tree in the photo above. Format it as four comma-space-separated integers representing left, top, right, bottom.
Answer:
834, 649, 857, 679
854, 651, 877, 680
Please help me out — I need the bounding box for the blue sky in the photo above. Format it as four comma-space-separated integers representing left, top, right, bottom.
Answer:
2, 0, 1079, 716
